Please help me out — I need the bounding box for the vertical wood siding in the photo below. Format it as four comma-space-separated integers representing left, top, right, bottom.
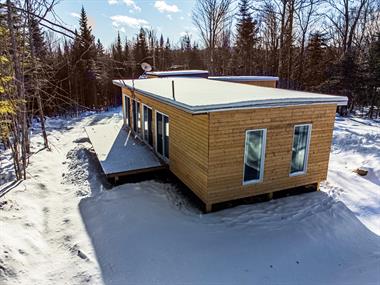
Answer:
122, 86, 336, 206
207, 104, 336, 204
122, 87, 209, 202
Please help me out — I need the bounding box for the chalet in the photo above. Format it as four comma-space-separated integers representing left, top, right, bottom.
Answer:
112, 77, 347, 211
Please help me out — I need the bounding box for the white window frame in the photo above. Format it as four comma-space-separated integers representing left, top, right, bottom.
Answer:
154, 110, 169, 160
242, 128, 267, 186
142, 103, 153, 146
289, 123, 312, 177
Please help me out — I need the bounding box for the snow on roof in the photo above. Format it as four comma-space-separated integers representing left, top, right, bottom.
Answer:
113, 78, 347, 113
146, 70, 209, 77
209, 76, 280, 82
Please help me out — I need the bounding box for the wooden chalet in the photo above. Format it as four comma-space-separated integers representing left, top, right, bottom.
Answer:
113, 75, 347, 211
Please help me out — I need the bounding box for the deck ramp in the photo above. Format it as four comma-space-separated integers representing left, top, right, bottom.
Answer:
85, 123, 164, 177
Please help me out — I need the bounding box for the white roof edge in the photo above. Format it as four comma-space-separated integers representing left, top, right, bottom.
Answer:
112, 80, 348, 113
209, 76, 280, 82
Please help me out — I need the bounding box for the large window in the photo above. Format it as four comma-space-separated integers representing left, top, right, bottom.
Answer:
143, 105, 153, 147
156, 111, 169, 159
243, 129, 266, 184
290, 124, 312, 176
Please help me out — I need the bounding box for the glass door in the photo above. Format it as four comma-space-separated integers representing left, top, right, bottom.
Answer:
155, 111, 169, 159
143, 105, 153, 147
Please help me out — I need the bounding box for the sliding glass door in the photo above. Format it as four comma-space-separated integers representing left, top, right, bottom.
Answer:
124, 96, 131, 127
156, 111, 169, 159
143, 105, 153, 147
132, 100, 141, 134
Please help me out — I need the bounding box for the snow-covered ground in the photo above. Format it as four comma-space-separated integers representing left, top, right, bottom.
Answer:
0, 108, 379, 285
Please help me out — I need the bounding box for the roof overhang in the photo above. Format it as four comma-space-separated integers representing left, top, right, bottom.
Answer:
113, 80, 348, 114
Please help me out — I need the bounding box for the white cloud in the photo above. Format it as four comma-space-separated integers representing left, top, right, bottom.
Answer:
123, 0, 141, 11
70, 12, 80, 18
179, 16, 184, 20
110, 15, 149, 28
166, 14, 173, 20
107, 0, 141, 11
154, 1, 179, 13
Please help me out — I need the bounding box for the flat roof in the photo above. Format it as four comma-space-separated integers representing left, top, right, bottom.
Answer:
113, 78, 348, 113
146, 70, 208, 77
209, 76, 279, 82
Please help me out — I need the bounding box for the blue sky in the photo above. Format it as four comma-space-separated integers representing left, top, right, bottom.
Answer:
54, 0, 198, 48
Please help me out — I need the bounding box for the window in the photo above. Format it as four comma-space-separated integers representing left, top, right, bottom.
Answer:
243, 129, 266, 184
132, 100, 141, 134
155, 111, 169, 159
290, 124, 312, 176
124, 96, 131, 127
143, 105, 153, 147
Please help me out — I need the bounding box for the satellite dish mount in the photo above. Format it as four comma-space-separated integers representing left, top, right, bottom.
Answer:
141, 62, 152, 72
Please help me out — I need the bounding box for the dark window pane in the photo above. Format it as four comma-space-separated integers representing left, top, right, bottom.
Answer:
163, 115, 169, 159
156, 113, 163, 155
143, 106, 149, 141
132, 101, 137, 132
136, 102, 141, 134
243, 130, 265, 183
148, 109, 153, 147
291, 125, 310, 174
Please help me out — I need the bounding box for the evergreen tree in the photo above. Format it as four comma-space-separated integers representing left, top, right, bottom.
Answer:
75, 6, 97, 107
303, 32, 328, 90
235, 0, 258, 75
133, 28, 149, 73
367, 32, 380, 118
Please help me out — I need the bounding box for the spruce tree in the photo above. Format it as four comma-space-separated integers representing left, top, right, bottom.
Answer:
235, 0, 258, 75
133, 28, 149, 69
367, 32, 380, 118
76, 6, 97, 107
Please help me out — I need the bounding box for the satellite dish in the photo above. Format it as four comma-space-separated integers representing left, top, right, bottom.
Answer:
141, 62, 152, 72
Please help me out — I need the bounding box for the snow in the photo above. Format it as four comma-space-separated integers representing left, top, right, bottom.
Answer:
113, 78, 348, 113
85, 123, 162, 175
209, 75, 280, 81
1, 108, 379, 285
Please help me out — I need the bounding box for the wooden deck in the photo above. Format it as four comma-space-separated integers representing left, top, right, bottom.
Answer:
85, 123, 165, 178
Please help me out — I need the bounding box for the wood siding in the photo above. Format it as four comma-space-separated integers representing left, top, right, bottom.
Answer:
121, 86, 336, 207
207, 104, 336, 204
122, 87, 209, 203
235, 80, 277, 88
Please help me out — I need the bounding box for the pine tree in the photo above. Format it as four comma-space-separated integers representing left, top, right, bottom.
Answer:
76, 6, 97, 107
133, 28, 149, 72
235, 0, 258, 75
303, 32, 328, 90
367, 32, 380, 118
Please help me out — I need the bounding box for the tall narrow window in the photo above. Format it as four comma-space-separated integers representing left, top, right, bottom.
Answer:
132, 100, 141, 134
136, 101, 141, 134
132, 100, 137, 132
243, 129, 266, 184
155, 111, 169, 159
124, 96, 131, 127
290, 124, 312, 175
143, 105, 153, 147
156, 113, 163, 156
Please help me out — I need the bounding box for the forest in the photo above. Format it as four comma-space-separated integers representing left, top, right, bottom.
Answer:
0, 0, 380, 179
